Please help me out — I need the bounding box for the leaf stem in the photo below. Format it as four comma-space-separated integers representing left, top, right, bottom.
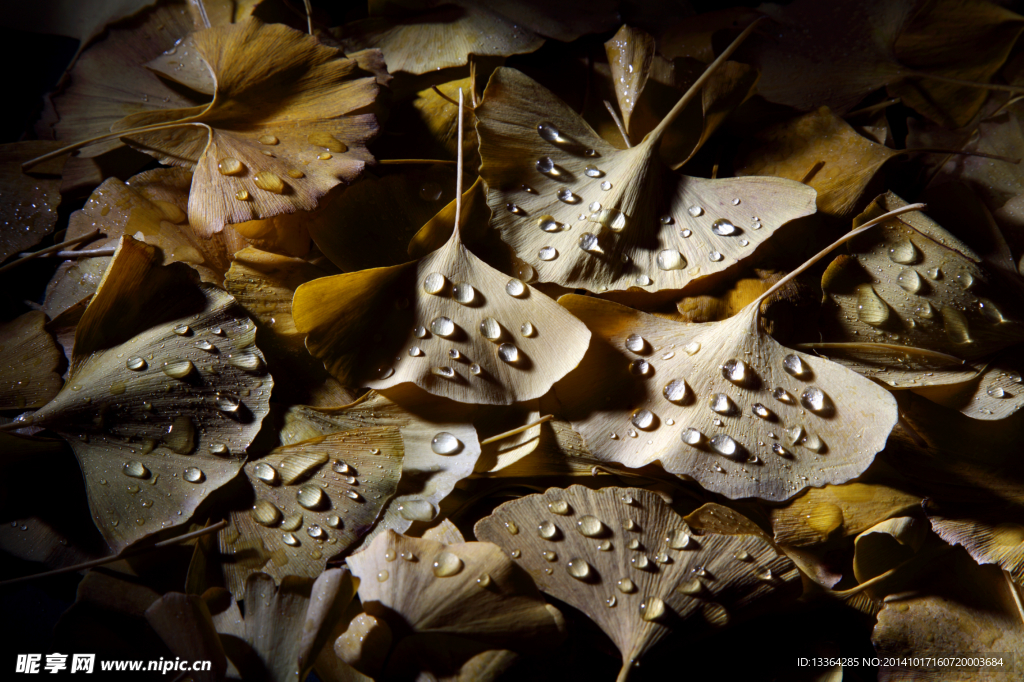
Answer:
0, 229, 101, 274
378, 159, 457, 165
753, 203, 927, 310
907, 69, 1024, 95
604, 100, 631, 148
845, 98, 901, 118
455, 88, 465, 234
0, 520, 227, 587
479, 415, 554, 445
21, 122, 209, 171
646, 17, 765, 146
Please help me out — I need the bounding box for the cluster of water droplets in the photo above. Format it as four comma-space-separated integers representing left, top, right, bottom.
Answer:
215, 132, 349, 201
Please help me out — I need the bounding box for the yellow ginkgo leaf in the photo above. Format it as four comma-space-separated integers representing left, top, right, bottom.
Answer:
0, 311, 64, 410
813, 192, 1024, 383
475, 66, 816, 293
604, 25, 657, 136
559, 289, 898, 501
474, 486, 800, 679
0, 141, 66, 263
28, 236, 273, 552
217, 427, 403, 596
105, 19, 382, 235
293, 224, 592, 406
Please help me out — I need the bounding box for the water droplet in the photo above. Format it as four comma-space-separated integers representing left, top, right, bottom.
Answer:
258, 134, 279, 145
477, 574, 492, 588
126, 356, 147, 371
282, 533, 299, 547
409, 346, 424, 357
889, 240, 919, 264
755, 566, 773, 581
537, 122, 562, 142
710, 434, 739, 458
773, 387, 793, 404
665, 528, 691, 549
123, 460, 148, 478
536, 215, 562, 232
606, 596, 617, 607
326, 515, 341, 528
431, 432, 461, 455
721, 358, 748, 384
627, 538, 640, 549
709, 393, 736, 415
657, 249, 686, 270
216, 393, 241, 413
856, 284, 889, 326
898, 269, 922, 293
629, 359, 650, 376
542, 550, 557, 561
538, 521, 557, 539
254, 171, 285, 194
218, 158, 244, 175
617, 578, 637, 593
752, 403, 771, 419
941, 306, 972, 344
682, 428, 703, 446
788, 425, 805, 445
469, 363, 481, 375
709, 251, 725, 262
297, 484, 324, 509
578, 232, 602, 253
317, 152, 332, 160
183, 467, 204, 483
254, 462, 278, 484
453, 281, 475, 304
506, 203, 523, 214
520, 322, 534, 337
498, 343, 519, 363
711, 219, 738, 236
584, 165, 603, 177
432, 551, 463, 577
505, 521, 519, 535
252, 500, 281, 526
430, 316, 455, 337
800, 387, 829, 413
423, 272, 446, 295
600, 181, 612, 191
307, 524, 325, 539
567, 558, 591, 580
539, 246, 558, 261
592, 207, 627, 231
160, 358, 194, 379
577, 515, 603, 537
624, 334, 646, 353
630, 408, 654, 430
988, 387, 1007, 398
375, 569, 389, 582
631, 554, 650, 570
536, 156, 555, 174
803, 433, 824, 452
173, 324, 191, 336
558, 189, 580, 204
398, 498, 434, 521
308, 132, 347, 152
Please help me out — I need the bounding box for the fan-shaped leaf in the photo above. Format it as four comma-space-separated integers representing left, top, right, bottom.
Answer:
0, 311, 64, 410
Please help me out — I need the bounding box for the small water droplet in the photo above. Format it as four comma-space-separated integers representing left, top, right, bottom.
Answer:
520, 322, 534, 337
711, 218, 738, 236
577, 515, 603, 537
218, 158, 243, 175
505, 521, 519, 535
709, 393, 736, 415
469, 363, 481, 375
635, 274, 652, 286
988, 387, 1007, 398
126, 356, 147, 371
752, 403, 771, 419
800, 386, 829, 413
578, 232, 602, 253
682, 428, 703, 446
254, 171, 285, 194
657, 249, 686, 270
665, 528, 691, 549
409, 346, 423, 357
537, 122, 562, 142
539, 246, 558, 261
629, 359, 650, 376
423, 272, 446, 295
297, 484, 324, 509
941, 306, 973, 344
898, 269, 922, 293
721, 358, 748, 384
498, 343, 519, 363
397, 498, 435, 521
506, 202, 524, 214
173, 324, 191, 336
282, 533, 299, 546
536, 156, 555, 174
630, 409, 654, 429
585, 165, 602, 177
625, 334, 646, 353
162, 359, 194, 379
254, 462, 278, 484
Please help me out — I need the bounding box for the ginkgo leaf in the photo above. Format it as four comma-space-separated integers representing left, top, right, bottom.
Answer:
28, 236, 273, 552
913, 347, 1024, 420
872, 550, 1024, 678
144, 593, 228, 682
0, 141, 66, 263
816, 192, 1024, 375
206, 569, 356, 682
734, 107, 898, 218
0, 311, 64, 410
346, 530, 565, 650
851, 516, 929, 599
106, 19, 382, 235
216, 427, 403, 597
605, 25, 657, 135
410, 77, 480, 167
558, 292, 898, 501
293, 224, 592, 406
926, 507, 1024, 587
282, 390, 482, 535
794, 342, 979, 389
475, 66, 816, 293
474, 485, 801, 677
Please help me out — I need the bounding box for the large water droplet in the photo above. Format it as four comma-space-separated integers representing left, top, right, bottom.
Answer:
183, 467, 204, 483
898, 269, 922, 293
721, 358, 748, 384
216, 393, 241, 413
537, 122, 562, 142
856, 284, 889, 326
162, 359, 193, 379
254, 462, 278, 484
631, 409, 654, 429
889, 239, 919, 264
800, 386, 830, 414
252, 500, 281, 526
710, 434, 739, 458
254, 171, 285, 194
520, 322, 534, 337
708, 251, 724, 262
538, 521, 557, 539
297, 484, 324, 509
126, 356, 147, 371
423, 272, 446, 294
567, 558, 592, 580
164, 416, 195, 454
308, 131, 347, 152
663, 379, 690, 403
548, 500, 569, 515
577, 515, 603, 537
431, 432, 461, 455
657, 249, 686, 270
123, 460, 148, 478
539, 246, 558, 261
218, 158, 243, 175
479, 317, 501, 340
536, 156, 555, 174
711, 219, 738, 236
430, 316, 455, 337
709, 393, 736, 415
282, 533, 299, 547
584, 165, 602, 177
640, 597, 666, 621
433, 551, 463, 577
625, 334, 646, 353
538, 215, 562, 232
941, 306, 972, 344
629, 359, 650, 376
989, 387, 1007, 398
453, 281, 475, 304
665, 528, 691, 549
505, 278, 526, 297
592, 208, 627, 232
681, 428, 703, 446
498, 343, 519, 363
578, 232, 602, 253
398, 498, 435, 521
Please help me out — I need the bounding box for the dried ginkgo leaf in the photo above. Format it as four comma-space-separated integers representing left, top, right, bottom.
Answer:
815, 192, 1024, 376
217, 427, 403, 596
852, 516, 928, 589
282, 390, 482, 535
144, 593, 227, 682
475, 66, 816, 292
0, 311, 64, 410
735, 107, 898, 218
207, 569, 356, 682
27, 236, 272, 552
913, 348, 1024, 420
605, 26, 657, 136
105, 19, 381, 234
411, 78, 480, 167
293, 217, 592, 406
559, 289, 898, 501
0, 141, 65, 263
474, 485, 800, 678
347, 530, 565, 650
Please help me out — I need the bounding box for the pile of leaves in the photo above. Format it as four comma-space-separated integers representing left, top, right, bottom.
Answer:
4, 0, 1024, 679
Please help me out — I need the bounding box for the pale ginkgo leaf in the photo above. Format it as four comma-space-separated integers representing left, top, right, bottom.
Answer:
293, 226, 592, 406
482, 418, 602, 479
28, 236, 272, 552
794, 342, 980, 389
106, 19, 381, 235
282, 390, 482, 535
925, 499, 1024, 587
475, 66, 816, 293
559, 292, 898, 501
0, 141, 66, 263
0, 311, 64, 410
206, 569, 356, 682
347, 530, 565, 651
872, 551, 1024, 680
474, 485, 800, 678
217, 427, 403, 597
815, 192, 1024, 378
423, 518, 467, 545
144, 593, 227, 682
605, 25, 656, 135
913, 348, 1024, 420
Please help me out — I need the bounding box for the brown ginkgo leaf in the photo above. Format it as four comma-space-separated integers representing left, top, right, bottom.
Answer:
558, 285, 899, 501
604, 25, 657, 136
474, 485, 801, 679
811, 192, 1024, 386
27, 236, 273, 552
0, 141, 66, 263
293, 216, 592, 406
475, 65, 816, 293
101, 19, 382, 235
0, 311, 64, 410
912, 347, 1024, 420
217, 427, 403, 596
